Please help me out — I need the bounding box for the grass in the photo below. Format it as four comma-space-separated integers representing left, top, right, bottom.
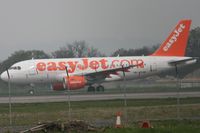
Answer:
0, 97, 199, 127
8, 120, 200, 133
103, 120, 200, 133
0, 97, 200, 113
104, 127, 200, 133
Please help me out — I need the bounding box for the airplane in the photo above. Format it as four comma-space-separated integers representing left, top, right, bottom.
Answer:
0, 19, 198, 92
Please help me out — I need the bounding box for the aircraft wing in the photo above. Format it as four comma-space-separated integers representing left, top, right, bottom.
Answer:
74, 64, 137, 83
84, 64, 136, 76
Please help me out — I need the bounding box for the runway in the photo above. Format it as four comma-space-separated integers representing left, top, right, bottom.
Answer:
0, 91, 200, 103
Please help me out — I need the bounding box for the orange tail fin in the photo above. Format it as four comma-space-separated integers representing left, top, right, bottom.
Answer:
151, 19, 191, 56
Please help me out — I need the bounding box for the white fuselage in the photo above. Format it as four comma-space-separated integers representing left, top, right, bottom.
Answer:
1, 19, 195, 87
0, 56, 196, 85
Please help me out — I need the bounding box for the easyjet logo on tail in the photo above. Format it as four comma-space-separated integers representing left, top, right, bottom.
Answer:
163, 23, 185, 52
151, 19, 191, 56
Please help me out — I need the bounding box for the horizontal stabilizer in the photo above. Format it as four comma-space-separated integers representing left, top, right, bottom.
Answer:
168, 57, 198, 66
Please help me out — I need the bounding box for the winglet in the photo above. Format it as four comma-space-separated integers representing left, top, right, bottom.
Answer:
151, 19, 191, 56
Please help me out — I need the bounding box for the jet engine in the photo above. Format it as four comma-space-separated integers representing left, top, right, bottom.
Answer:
63, 76, 87, 90
51, 83, 65, 91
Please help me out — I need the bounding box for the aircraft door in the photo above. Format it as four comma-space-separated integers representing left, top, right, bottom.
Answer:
150, 62, 157, 72
28, 61, 37, 75
27, 61, 48, 83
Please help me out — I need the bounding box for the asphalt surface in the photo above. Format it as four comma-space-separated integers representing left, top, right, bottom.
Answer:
0, 91, 199, 103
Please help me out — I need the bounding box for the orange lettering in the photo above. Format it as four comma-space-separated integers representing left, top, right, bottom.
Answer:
36, 62, 46, 71
67, 61, 78, 73
110, 60, 119, 68
47, 62, 57, 71
131, 59, 137, 65
58, 62, 66, 71
120, 59, 130, 66
137, 59, 144, 68
99, 59, 108, 69
77, 59, 88, 70
90, 60, 99, 70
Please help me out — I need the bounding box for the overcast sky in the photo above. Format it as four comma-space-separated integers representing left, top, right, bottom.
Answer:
0, 0, 200, 60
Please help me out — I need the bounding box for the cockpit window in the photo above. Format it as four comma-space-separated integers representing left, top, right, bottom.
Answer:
17, 66, 21, 70
9, 66, 21, 70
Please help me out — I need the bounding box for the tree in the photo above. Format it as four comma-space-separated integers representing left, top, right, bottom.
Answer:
0, 50, 49, 73
87, 46, 105, 57
52, 46, 75, 58
186, 27, 200, 57
111, 48, 127, 57
111, 46, 155, 57
52, 41, 104, 58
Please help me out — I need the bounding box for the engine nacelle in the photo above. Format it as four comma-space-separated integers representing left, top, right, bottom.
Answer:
51, 83, 65, 91
63, 76, 87, 90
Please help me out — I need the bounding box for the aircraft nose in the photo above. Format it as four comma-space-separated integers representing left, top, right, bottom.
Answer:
0, 71, 8, 82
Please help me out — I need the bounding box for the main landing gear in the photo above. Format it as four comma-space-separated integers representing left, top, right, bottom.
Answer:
87, 85, 104, 92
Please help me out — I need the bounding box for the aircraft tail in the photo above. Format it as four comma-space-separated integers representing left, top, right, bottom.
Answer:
151, 19, 191, 56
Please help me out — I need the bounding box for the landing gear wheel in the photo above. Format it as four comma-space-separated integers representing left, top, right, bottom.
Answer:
96, 85, 104, 92
87, 86, 95, 92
